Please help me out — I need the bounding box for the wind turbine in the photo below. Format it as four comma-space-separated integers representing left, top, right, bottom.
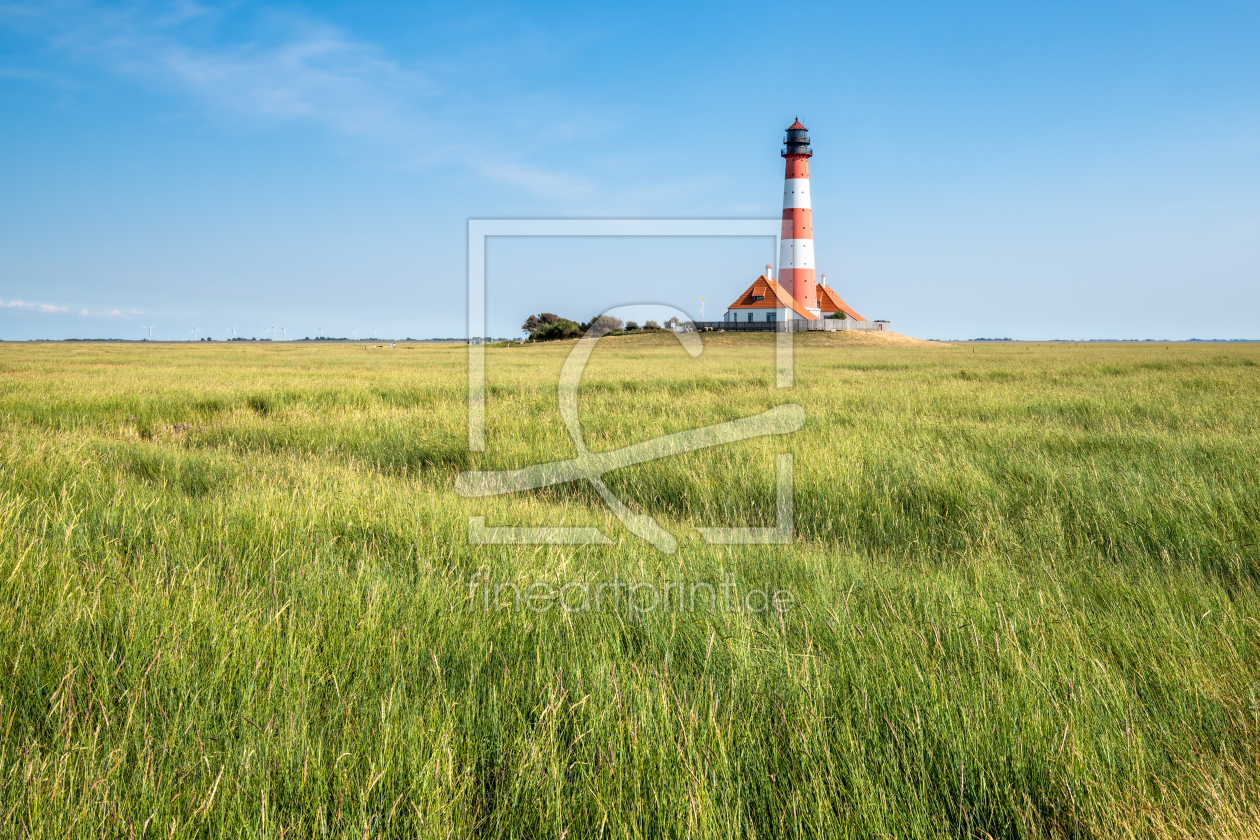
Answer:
372, 327, 378, 339
352, 328, 358, 340
281, 327, 287, 341
227, 325, 237, 338
143, 324, 155, 340
318, 326, 325, 338
189, 324, 201, 341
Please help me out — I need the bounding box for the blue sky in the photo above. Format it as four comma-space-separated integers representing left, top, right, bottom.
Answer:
1, 1, 1258, 340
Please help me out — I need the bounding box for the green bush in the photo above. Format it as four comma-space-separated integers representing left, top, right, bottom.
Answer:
580, 315, 624, 334
522, 312, 562, 333
530, 319, 583, 341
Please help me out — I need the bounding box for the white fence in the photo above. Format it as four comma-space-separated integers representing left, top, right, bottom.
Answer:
794, 319, 891, 332
690, 319, 893, 333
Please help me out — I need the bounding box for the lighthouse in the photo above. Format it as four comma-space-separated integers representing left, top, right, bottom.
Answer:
779, 119, 819, 315
722, 121, 869, 326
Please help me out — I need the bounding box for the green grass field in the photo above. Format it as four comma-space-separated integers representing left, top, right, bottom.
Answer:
1, 334, 1258, 838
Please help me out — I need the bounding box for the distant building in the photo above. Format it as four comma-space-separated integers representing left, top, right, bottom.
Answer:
725, 267, 865, 324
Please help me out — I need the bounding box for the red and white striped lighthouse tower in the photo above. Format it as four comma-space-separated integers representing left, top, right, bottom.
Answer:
779, 119, 819, 315
724, 120, 869, 325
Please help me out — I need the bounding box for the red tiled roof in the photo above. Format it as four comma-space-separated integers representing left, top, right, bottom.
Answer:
726, 276, 818, 320
816, 283, 865, 321
787, 119, 806, 130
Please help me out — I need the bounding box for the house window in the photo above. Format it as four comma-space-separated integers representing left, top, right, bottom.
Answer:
766, 312, 775, 323
747, 313, 753, 323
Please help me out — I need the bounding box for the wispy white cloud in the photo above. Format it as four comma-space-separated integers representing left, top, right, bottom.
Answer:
1, 299, 70, 313
7, 2, 434, 139
479, 162, 593, 200
0, 1, 606, 191
0, 298, 136, 316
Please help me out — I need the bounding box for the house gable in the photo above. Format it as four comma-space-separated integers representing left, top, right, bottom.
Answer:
726, 275, 818, 320
816, 284, 866, 321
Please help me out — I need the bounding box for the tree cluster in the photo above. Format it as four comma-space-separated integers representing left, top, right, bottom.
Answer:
520, 312, 672, 342
521, 312, 636, 342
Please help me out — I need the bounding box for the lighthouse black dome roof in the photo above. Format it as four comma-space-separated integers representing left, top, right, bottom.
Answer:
783, 119, 812, 157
